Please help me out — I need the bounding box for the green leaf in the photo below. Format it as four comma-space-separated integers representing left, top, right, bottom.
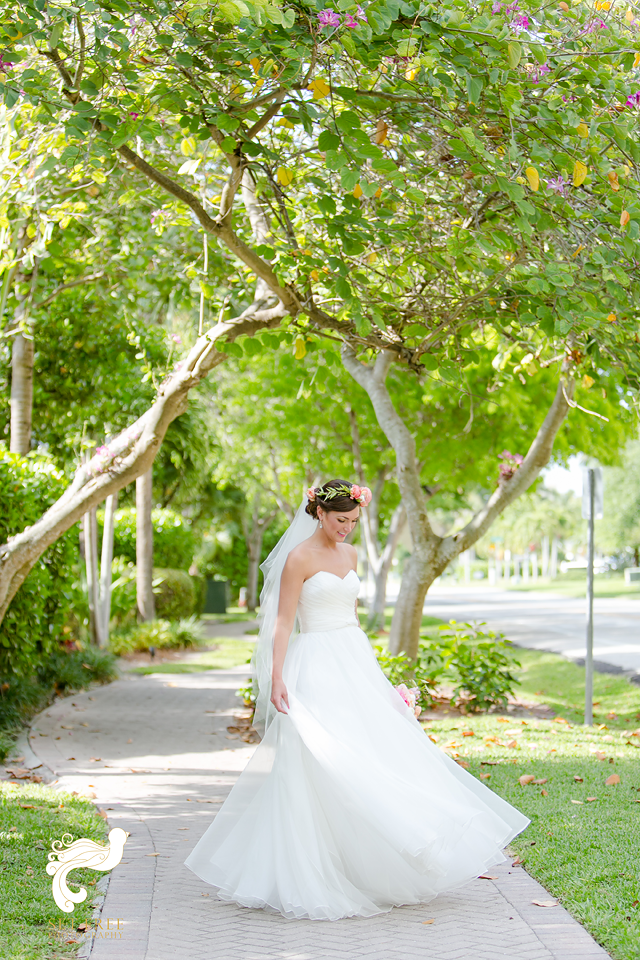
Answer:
507, 42, 522, 69
340, 169, 359, 191
318, 130, 340, 151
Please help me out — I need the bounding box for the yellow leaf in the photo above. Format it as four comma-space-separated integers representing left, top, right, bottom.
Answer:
277, 167, 294, 186
374, 186, 382, 198
525, 167, 539, 191
576, 123, 589, 138
608, 171, 620, 191
605, 773, 621, 785
277, 118, 295, 128
582, 374, 595, 389
628, 9, 636, 22
353, 184, 363, 199
573, 160, 587, 186
180, 137, 196, 157
308, 77, 330, 99
310, 269, 319, 281
405, 67, 418, 81
621, 209, 630, 227
294, 336, 306, 360
573, 244, 584, 257
252, 78, 265, 94
601, 0, 611, 8
607, 312, 617, 322
634, 51, 640, 66
367, 251, 378, 264
375, 119, 388, 145
250, 57, 261, 74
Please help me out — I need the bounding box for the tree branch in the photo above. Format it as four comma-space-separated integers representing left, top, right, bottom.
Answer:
33, 271, 105, 310
443, 372, 575, 559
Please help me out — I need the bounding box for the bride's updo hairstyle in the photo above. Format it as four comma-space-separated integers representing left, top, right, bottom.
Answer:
305, 479, 373, 518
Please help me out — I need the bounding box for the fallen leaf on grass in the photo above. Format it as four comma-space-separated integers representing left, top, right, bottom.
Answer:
19, 804, 35, 809
481, 760, 500, 766
605, 774, 621, 786
96, 809, 108, 820
519, 775, 536, 786
462, 731, 475, 737
573, 776, 584, 782
480, 773, 491, 780
532, 899, 558, 907
586, 797, 597, 802
421, 919, 435, 924
571, 799, 583, 804
506, 740, 518, 749
455, 760, 470, 769
541, 789, 549, 796
497, 718, 511, 723
512, 857, 523, 866
533, 778, 548, 784
552, 717, 570, 725
479, 875, 498, 880
594, 751, 607, 761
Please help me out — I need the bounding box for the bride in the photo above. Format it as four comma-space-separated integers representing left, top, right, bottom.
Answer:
185, 479, 529, 920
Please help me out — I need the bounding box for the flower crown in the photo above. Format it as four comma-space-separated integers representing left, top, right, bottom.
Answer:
306, 482, 372, 507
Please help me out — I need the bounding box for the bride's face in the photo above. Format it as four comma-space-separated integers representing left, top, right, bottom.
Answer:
318, 506, 360, 543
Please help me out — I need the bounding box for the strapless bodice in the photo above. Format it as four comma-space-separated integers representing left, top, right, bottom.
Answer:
297, 570, 360, 632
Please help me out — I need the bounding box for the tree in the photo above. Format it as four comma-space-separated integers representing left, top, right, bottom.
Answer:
1, 0, 640, 640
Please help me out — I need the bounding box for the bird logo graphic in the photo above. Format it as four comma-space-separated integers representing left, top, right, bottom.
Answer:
47, 828, 128, 912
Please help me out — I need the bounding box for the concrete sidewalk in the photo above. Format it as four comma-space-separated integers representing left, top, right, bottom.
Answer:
29, 667, 611, 960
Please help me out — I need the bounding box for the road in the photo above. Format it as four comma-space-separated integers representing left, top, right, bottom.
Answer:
421, 586, 640, 677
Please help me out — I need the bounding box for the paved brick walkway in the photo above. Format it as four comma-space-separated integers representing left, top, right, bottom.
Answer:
29, 666, 611, 960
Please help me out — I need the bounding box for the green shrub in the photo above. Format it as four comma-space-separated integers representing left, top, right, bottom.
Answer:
0, 447, 79, 677
109, 616, 204, 656
154, 568, 196, 619
108, 564, 196, 625
374, 620, 520, 713
103, 506, 195, 571
433, 620, 521, 712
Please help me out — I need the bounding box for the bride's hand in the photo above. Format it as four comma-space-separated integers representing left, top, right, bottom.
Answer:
271, 677, 290, 714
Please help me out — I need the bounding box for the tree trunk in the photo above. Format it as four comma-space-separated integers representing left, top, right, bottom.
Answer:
10, 332, 34, 455
342, 345, 574, 660
367, 503, 406, 631
97, 492, 117, 646
246, 527, 264, 612
136, 469, 155, 622
83, 506, 101, 645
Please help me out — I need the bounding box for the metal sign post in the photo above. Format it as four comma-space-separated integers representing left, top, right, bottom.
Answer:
581, 466, 603, 726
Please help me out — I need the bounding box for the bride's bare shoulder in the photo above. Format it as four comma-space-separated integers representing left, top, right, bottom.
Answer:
284, 540, 315, 570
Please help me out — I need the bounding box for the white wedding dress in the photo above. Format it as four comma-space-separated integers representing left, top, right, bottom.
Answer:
185, 570, 530, 920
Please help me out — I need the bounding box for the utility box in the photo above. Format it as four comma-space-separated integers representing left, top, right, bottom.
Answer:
204, 579, 229, 614
624, 567, 640, 584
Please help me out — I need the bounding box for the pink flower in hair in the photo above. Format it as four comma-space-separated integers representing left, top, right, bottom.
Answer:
350, 484, 362, 500
306, 487, 316, 501
359, 486, 372, 506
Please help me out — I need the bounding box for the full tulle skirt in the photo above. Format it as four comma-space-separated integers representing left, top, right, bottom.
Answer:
185, 623, 530, 920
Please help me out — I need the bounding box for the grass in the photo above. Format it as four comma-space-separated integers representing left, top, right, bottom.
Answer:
129, 638, 256, 674
0, 781, 108, 959
423, 714, 640, 960
505, 571, 640, 599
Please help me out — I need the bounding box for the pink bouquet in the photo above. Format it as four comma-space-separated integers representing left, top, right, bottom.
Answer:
395, 683, 422, 717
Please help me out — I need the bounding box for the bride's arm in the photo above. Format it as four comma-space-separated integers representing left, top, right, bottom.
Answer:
271, 555, 305, 713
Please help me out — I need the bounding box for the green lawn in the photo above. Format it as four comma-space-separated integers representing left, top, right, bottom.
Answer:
506, 572, 640, 599
129, 638, 256, 674
0, 781, 108, 959
424, 715, 640, 960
